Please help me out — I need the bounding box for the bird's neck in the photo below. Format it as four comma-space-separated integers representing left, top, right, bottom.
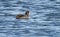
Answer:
25, 14, 29, 17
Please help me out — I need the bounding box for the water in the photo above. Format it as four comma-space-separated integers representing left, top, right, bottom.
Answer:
0, 0, 60, 37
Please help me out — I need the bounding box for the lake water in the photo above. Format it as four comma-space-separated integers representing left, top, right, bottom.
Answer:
0, 0, 60, 37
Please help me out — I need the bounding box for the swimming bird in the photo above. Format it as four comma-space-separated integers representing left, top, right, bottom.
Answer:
16, 11, 29, 19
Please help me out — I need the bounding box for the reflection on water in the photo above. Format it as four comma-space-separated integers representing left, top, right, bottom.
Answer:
0, 0, 60, 37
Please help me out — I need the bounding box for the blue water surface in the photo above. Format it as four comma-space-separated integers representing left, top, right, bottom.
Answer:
0, 0, 60, 37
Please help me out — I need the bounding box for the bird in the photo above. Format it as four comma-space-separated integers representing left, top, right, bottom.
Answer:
16, 11, 29, 19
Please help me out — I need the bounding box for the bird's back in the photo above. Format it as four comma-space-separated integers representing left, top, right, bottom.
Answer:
16, 14, 25, 19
